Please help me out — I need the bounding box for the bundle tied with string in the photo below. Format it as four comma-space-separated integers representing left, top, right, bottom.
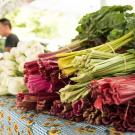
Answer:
65, 46, 73, 53
90, 74, 135, 110
106, 42, 116, 54
122, 54, 127, 72
57, 31, 134, 77
105, 42, 127, 71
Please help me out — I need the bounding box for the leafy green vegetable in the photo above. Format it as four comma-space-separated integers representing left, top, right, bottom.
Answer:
74, 5, 132, 41
68, 4, 135, 52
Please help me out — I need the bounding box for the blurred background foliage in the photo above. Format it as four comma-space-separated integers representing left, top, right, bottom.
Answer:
0, 0, 135, 51
1, 0, 99, 51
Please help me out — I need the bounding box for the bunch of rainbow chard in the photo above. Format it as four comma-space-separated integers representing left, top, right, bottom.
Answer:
16, 92, 59, 112
17, 31, 135, 110
57, 31, 133, 76
90, 74, 135, 109
24, 55, 70, 94
16, 54, 71, 111
53, 74, 135, 132
59, 32, 135, 104
83, 99, 135, 132
85, 74, 135, 132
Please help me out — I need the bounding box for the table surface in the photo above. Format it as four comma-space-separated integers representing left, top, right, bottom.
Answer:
0, 96, 134, 135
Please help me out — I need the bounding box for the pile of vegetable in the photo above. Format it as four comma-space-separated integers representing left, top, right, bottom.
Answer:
15, 5, 135, 133
0, 41, 46, 95
16, 93, 59, 112
16, 33, 135, 132
88, 74, 135, 132
58, 31, 133, 77
78, 74, 135, 132
91, 74, 135, 108
24, 54, 70, 94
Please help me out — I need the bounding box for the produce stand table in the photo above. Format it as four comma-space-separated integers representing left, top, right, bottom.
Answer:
0, 96, 134, 135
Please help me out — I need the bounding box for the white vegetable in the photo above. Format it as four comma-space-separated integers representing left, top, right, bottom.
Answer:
15, 50, 25, 59
16, 55, 26, 64
0, 85, 8, 95
3, 52, 15, 61
17, 41, 27, 52
10, 47, 16, 55
18, 62, 25, 73
17, 41, 31, 49
8, 77, 27, 95
25, 56, 37, 62
0, 73, 9, 86
3, 60, 18, 71
0, 41, 46, 95
0, 60, 5, 73
24, 42, 44, 57
3, 69, 17, 76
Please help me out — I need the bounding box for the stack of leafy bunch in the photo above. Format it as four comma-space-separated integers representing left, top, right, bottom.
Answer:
17, 53, 71, 111
73, 5, 135, 51
16, 5, 135, 132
